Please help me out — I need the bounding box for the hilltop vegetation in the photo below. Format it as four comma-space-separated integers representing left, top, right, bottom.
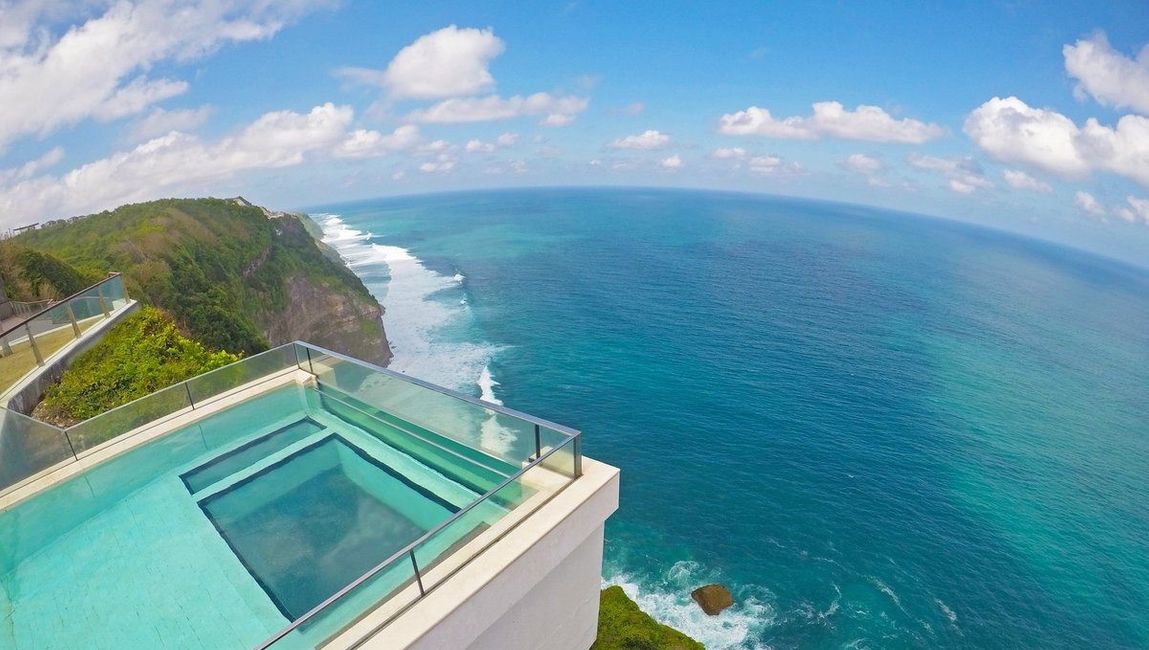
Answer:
0, 241, 97, 303
16, 198, 388, 361
33, 307, 241, 425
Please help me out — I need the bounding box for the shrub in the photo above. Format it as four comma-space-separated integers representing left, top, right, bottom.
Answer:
34, 306, 241, 425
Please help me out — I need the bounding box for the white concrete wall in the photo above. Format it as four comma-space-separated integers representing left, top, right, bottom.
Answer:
465, 524, 605, 650
350, 458, 620, 650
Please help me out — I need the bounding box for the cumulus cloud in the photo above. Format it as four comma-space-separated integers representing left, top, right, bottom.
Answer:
719, 101, 943, 143
129, 105, 214, 142
333, 125, 421, 159
712, 147, 746, 159
610, 130, 670, 150
842, 153, 888, 186
407, 93, 588, 125
1074, 191, 1106, 217
0, 0, 322, 150
908, 153, 993, 194
964, 96, 1149, 186
659, 154, 683, 170
844, 153, 883, 175
0, 103, 415, 224
1115, 195, 1149, 224
1064, 33, 1149, 114
1002, 169, 1053, 193
338, 26, 504, 100
464, 132, 520, 153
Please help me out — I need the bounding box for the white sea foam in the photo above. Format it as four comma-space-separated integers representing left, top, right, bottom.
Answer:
604, 561, 775, 650
935, 598, 957, 623
318, 215, 517, 456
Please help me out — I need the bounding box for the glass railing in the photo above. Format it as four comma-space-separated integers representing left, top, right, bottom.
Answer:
0, 273, 130, 396
0, 339, 582, 647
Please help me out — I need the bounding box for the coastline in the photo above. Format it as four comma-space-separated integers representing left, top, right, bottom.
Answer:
307, 207, 772, 650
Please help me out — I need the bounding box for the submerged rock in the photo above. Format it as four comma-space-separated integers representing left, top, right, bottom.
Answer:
690, 583, 734, 616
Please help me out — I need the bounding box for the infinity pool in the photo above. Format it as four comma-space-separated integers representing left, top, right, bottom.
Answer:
0, 383, 521, 649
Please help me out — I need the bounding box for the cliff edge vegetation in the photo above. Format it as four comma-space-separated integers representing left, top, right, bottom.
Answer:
593, 586, 704, 650
15, 197, 390, 365
33, 307, 240, 425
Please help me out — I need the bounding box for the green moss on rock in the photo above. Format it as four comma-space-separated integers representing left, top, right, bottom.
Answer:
593, 586, 703, 650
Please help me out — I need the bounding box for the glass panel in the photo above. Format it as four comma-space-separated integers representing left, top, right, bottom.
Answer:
65, 382, 191, 455
0, 408, 73, 491
186, 345, 299, 405
539, 427, 578, 478
306, 351, 540, 468
263, 553, 420, 649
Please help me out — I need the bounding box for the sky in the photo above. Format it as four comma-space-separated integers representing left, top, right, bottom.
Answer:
0, 1, 1147, 266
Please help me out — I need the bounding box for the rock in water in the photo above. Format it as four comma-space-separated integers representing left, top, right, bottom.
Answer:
690, 584, 733, 615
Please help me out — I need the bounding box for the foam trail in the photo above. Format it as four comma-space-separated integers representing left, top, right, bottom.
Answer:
317, 214, 516, 456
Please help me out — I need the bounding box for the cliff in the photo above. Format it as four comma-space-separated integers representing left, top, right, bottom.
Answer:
15, 198, 391, 365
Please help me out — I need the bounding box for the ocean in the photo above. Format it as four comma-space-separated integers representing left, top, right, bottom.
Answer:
312, 188, 1149, 649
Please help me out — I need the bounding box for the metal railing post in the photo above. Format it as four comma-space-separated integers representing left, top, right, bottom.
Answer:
184, 383, 196, 410
95, 285, 110, 317
1, 334, 10, 356
65, 303, 81, 337
25, 323, 43, 365
409, 550, 425, 596
534, 423, 541, 461
572, 433, 582, 478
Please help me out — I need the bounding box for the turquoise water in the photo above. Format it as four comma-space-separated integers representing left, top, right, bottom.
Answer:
0, 384, 496, 649
316, 188, 1149, 649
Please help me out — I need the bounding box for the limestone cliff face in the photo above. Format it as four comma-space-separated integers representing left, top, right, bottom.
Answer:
265, 274, 392, 366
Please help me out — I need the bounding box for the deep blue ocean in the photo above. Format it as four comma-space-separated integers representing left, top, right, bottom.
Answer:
313, 188, 1149, 649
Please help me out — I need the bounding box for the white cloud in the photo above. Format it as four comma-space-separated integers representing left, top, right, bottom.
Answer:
744, 155, 803, 176
1116, 195, 1149, 224
1074, 190, 1106, 217
908, 153, 993, 194
748, 155, 782, 174
0, 147, 65, 184
465, 139, 496, 153
463, 133, 519, 153
844, 153, 883, 175
610, 130, 670, 150
842, 153, 888, 186
129, 106, 214, 142
623, 102, 645, 115
407, 93, 588, 125
659, 154, 683, 170
964, 96, 1149, 186
333, 125, 421, 159
1064, 32, 1149, 115
712, 147, 746, 159
1002, 169, 1053, 193
419, 157, 457, 173
719, 101, 943, 143
0, 0, 321, 150
0, 103, 419, 224
339, 25, 504, 100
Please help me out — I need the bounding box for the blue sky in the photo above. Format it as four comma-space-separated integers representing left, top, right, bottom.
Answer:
0, 1, 1147, 265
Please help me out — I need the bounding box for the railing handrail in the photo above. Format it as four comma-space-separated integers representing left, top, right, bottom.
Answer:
255, 426, 579, 649
0, 272, 124, 340
295, 341, 581, 438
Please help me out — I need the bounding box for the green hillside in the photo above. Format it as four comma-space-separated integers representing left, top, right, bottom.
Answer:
16, 198, 388, 360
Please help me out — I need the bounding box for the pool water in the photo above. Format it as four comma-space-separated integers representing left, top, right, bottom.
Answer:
0, 383, 518, 649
